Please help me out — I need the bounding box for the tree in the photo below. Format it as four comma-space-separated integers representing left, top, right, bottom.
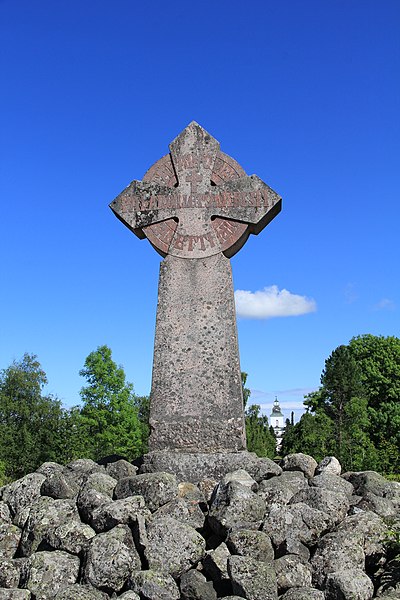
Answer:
280, 411, 335, 462
78, 345, 143, 461
241, 372, 276, 458
0, 353, 65, 479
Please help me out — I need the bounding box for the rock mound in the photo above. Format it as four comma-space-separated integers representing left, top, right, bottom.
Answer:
0, 453, 399, 599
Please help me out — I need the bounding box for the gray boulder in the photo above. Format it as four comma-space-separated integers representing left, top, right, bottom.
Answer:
2, 474, 45, 528
40, 471, 80, 500
91, 495, 151, 533
220, 469, 258, 491
66, 459, 104, 476
114, 472, 178, 512
274, 554, 312, 593
145, 516, 206, 578
280, 589, 325, 599
178, 481, 208, 507
152, 497, 205, 529
311, 531, 365, 587
355, 492, 397, 518
179, 569, 217, 600
208, 481, 265, 537
376, 554, 400, 597
83, 524, 140, 593
54, 585, 109, 599
227, 529, 274, 563
203, 542, 230, 584
290, 487, 350, 525
281, 453, 317, 479
76, 487, 112, 525
128, 570, 180, 599
105, 459, 137, 481
228, 555, 278, 600
315, 456, 341, 476
0, 558, 24, 588
325, 568, 374, 599
24, 550, 79, 599
0, 503, 11, 524
46, 517, 95, 555
258, 471, 308, 507
36, 462, 64, 478
118, 593, 141, 600
80, 472, 117, 498
310, 473, 354, 498
0, 523, 21, 558
336, 511, 388, 566
343, 471, 400, 507
0, 591, 31, 599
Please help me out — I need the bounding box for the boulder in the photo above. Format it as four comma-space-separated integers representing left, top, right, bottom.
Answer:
343, 471, 400, 507
208, 481, 265, 537
203, 542, 230, 583
355, 492, 397, 518
325, 568, 374, 599
0, 523, 21, 558
280, 589, 325, 599
274, 554, 312, 593
118, 593, 140, 600
2, 474, 46, 528
40, 471, 80, 500
24, 550, 79, 599
152, 497, 205, 529
228, 555, 278, 600
0, 558, 24, 588
114, 472, 178, 512
144, 516, 206, 578
128, 570, 180, 600
53, 585, 109, 599
311, 531, 365, 587
35, 463, 64, 478
0, 591, 31, 599
289, 487, 350, 525
281, 454, 317, 479
220, 469, 258, 491
0, 503, 11, 524
258, 471, 308, 507
76, 487, 112, 525
227, 529, 274, 563
336, 511, 388, 567
179, 569, 217, 600
310, 473, 354, 498
315, 456, 341, 476
83, 524, 141, 593
90, 495, 151, 533
105, 459, 138, 481
46, 517, 95, 555
65, 459, 104, 476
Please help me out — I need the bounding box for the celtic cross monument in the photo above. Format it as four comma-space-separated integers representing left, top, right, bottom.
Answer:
110, 122, 281, 457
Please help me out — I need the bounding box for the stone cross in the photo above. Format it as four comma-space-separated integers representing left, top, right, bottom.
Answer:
110, 122, 281, 453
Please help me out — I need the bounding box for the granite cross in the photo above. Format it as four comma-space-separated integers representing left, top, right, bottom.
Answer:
110, 122, 281, 453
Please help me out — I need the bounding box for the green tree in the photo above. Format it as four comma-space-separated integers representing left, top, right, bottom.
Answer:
280, 411, 335, 462
78, 345, 143, 461
0, 353, 65, 479
241, 373, 276, 458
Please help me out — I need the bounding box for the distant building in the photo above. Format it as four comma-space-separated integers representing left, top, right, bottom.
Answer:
270, 397, 285, 451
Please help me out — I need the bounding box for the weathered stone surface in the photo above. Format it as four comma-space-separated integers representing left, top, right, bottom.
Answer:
141, 450, 278, 483
376, 554, 400, 597
343, 471, 400, 507
0, 523, 21, 558
54, 584, 109, 599
111, 123, 281, 454
221, 469, 258, 491
83, 525, 140, 593
281, 454, 318, 479
91, 495, 151, 533
40, 471, 80, 500
203, 542, 230, 583
80, 472, 117, 498
289, 487, 350, 524
19, 496, 77, 556
2, 474, 46, 528
0, 558, 23, 588
105, 459, 137, 481
325, 568, 374, 599
0, 590, 31, 599
178, 482, 207, 506
66, 459, 104, 476
227, 529, 274, 563
336, 512, 388, 566
355, 492, 397, 518
47, 517, 95, 555
274, 554, 312, 592
76, 487, 112, 525
310, 473, 354, 498
128, 570, 180, 600
25, 550, 79, 599
36, 462, 64, 478
228, 555, 278, 600
180, 569, 217, 600
118, 592, 140, 600
152, 497, 205, 529
315, 456, 341, 476
258, 471, 308, 506
0, 503, 11, 525
114, 472, 178, 512
263, 503, 331, 555
311, 531, 365, 587
145, 516, 206, 578
208, 481, 265, 537
280, 589, 325, 600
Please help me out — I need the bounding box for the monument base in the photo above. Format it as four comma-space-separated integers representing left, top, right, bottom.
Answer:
139, 450, 281, 484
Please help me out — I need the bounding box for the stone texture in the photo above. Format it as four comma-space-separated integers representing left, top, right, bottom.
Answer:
325, 568, 374, 599
227, 529, 274, 563
311, 531, 365, 587
310, 473, 354, 498
144, 516, 206, 578
24, 550, 79, 599
228, 555, 278, 599
114, 472, 178, 512
105, 459, 137, 481
203, 542, 230, 584
0, 523, 21, 558
208, 480, 265, 537
179, 569, 217, 600
280, 589, 325, 600
110, 122, 281, 454
83, 525, 140, 593
0, 558, 23, 588
281, 453, 318, 479
128, 570, 180, 599
54, 585, 109, 599
315, 456, 341, 476
258, 471, 308, 506
289, 487, 350, 525
2, 474, 46, 528
90, 495, 151, 533
0, 591, 31, 599
274, 554, 312, 593
152, 497, 205, 529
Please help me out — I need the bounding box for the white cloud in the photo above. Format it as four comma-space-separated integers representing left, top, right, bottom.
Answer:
374, 298, 395, 311
235, 285, 317, 319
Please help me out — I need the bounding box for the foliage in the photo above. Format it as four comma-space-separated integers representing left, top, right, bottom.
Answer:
242, 373, 276, 458
282, 334, 400, 475
0, 353, 65, 480
78, 345, 144, 461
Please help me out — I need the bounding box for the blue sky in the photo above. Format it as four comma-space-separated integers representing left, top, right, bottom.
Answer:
1, 0, 399, 421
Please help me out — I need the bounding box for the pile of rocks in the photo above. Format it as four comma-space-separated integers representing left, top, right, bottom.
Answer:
0, 453, 399, 599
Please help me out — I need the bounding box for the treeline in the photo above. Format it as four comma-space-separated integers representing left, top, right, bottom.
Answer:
281, 334, 400, 475
0, 346, 149, 484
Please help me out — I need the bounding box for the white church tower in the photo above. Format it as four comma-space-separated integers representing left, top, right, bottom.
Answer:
270, 397, 285, 451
